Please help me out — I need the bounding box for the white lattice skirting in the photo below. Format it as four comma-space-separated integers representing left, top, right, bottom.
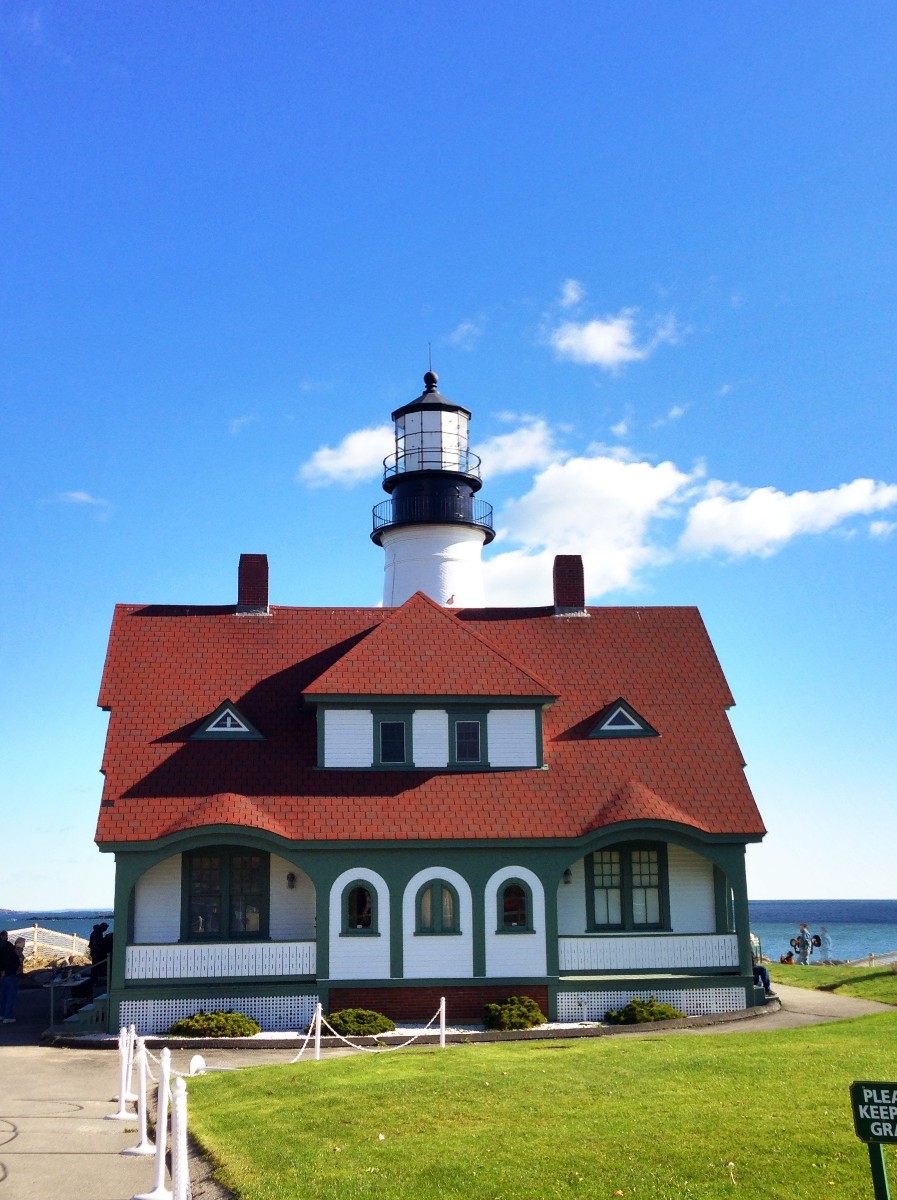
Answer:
557, 987, 748, 1022
119, 993, 320, 1035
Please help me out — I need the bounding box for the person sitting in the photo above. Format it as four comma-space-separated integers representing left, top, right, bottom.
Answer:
780, 950, 795, 964
752, 953, 777, 998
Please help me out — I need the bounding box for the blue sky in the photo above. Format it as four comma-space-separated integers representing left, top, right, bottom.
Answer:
2, 2, 895, 908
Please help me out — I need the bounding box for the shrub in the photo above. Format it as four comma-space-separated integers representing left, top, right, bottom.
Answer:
325, 1008, 396, 1036
603, 996, 687, 1025
168, 1009, 261, 1038
483, 995, 547, 1030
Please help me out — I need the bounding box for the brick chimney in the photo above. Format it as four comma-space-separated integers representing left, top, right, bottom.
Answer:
238, 554, 269, 612
553, 554, 586, 614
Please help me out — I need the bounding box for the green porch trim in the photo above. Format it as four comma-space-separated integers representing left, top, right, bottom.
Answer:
713, 864, 734, 933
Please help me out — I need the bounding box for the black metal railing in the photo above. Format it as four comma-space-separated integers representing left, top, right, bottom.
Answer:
382, 446, 482, 481
372, 494, 494, 533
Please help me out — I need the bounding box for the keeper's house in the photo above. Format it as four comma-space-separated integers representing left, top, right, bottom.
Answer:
94, 372, 767, 1034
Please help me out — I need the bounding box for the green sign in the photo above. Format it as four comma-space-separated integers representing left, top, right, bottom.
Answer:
851, 1082, 897, 1144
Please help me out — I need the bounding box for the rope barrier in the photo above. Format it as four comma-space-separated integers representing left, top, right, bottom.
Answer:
291, 997, 448, 1058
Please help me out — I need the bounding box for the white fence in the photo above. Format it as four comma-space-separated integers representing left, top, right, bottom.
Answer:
125, 940, 316, 980
558, 933, 740, 972
6, 923, 89, 959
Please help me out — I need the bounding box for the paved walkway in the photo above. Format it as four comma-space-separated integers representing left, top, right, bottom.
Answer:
0, 982, 891, 1199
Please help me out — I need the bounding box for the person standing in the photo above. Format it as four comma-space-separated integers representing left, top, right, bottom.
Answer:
819, 926, 834, 964
795, 922, 813, 965
0, 931, 22, 1023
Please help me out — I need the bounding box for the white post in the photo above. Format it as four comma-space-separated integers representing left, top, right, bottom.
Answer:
31, 923, 39, 955
122, 1038, 155, 1156
314, 1002, 322, 1062
125, 1024, 139, 1101
170, 1077, 189, 1200
439, 996, 446, 1048
134, 1047, 173, 1200
107, 1028, 133, 1120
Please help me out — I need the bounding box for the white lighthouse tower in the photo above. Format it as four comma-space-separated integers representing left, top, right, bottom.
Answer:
372, 371, 495, 607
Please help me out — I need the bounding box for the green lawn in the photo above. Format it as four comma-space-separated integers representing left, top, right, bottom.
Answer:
768, 962, 897, 1004
186, 1012, 897, 1200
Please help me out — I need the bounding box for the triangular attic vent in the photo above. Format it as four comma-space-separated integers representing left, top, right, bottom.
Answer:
192, 701, 263, 740
589, 698, 659, 740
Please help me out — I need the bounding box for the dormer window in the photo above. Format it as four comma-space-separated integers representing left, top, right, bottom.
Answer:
318, 704, 540, 769
192, 700, 264, 741
449, 711, 488, 766
455, 720, 481, 762
588, 698, 658, 740
373, 712, 412, 767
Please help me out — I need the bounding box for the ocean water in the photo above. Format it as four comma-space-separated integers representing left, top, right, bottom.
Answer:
1, 910, 114, 942
749, 899, 897, 963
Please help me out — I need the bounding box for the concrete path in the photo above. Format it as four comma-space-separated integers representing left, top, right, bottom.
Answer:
0, 981, 892, 1199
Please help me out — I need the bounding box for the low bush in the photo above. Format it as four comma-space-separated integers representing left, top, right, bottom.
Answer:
168, 1009, 261, 1037
604, 996, 686, 1025
324, 1008, 396, 1036
483, 994, 547, 1030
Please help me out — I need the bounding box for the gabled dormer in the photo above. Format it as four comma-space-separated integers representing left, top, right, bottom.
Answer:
303, 592, 555, 769
588, 698, 659, 740
191, 700, 264, 741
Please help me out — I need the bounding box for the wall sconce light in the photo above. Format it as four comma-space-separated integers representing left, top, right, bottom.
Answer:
286, 872, 296, 890
562, 868, 573, 885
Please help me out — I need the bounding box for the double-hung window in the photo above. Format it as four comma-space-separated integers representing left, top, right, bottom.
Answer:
586, 844, 667, 931
183, 849, 269, 940
374, 711, 412, 767
448, 710, 488, 767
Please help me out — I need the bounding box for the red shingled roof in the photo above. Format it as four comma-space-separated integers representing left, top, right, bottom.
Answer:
95, 597, 765, 845
304, 591, 555, 699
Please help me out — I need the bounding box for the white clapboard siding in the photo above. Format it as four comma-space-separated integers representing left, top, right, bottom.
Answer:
125, 940, 316, 980
558, 933, 739, 972
666, 844, 716, 932
487, 709, 537, 767
323, 709, 373, 767
412, 709, 449, 767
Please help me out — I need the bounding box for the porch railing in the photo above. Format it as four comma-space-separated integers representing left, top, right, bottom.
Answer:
558, 933, 740, 973
125, 940, 316, 980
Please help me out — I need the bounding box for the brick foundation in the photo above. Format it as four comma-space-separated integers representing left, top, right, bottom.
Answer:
327, 984, 550, 1022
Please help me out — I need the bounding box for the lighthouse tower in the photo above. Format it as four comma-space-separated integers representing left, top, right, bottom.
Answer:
372, 372, 495, 607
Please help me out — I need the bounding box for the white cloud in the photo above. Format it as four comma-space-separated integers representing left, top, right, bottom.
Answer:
228, 416, 253, 435
869, 520, 896, 540
485, 454, 691, 603
59, 487, 107, 506
559, 278, 585, 308
475, 418, 562, 476
57, 491, 111, 520
679, 479, 897, 558
483, 447, 897, 604
447, 318, 483, 349
653, 403, 688, 428
548, 308, 681, 371
298, 424, 394, 488
610, 419, 629, 438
